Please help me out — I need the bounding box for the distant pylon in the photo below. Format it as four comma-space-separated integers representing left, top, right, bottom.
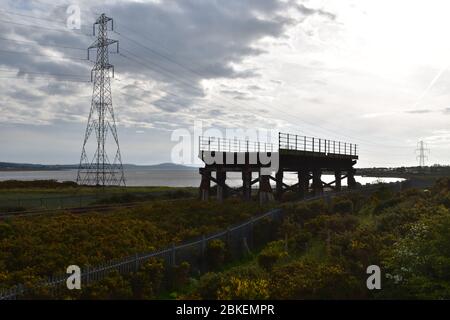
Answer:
416, 140, 430, 167
77, 14, 126, 186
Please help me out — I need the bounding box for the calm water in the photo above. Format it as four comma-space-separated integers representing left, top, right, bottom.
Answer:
0, 169, 404, 187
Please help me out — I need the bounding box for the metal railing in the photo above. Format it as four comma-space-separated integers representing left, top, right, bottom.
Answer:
199, 133, 358, 157
199, 136, 275, 153
278, 132, 358, 156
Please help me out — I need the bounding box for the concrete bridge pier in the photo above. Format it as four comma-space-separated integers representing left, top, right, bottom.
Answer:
242, 169, 252, 201
298, 169, 309, 198
259, 173, 274, 205
347, 168, 357, 189
312, 169, 323, 195
335, 170, 342, 192
199, 170, 211, 201
216, 170, 227, 202
275, 170, 283, 200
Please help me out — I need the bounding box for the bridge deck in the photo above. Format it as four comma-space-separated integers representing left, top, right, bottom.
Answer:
198, 132, 359, 202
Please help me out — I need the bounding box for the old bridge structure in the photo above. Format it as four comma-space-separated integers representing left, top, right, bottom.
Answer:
198, 132, 359, 203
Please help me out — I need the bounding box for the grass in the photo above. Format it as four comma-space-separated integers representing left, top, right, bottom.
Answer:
0, 180, 197, 211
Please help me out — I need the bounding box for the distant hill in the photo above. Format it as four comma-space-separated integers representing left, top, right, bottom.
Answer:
0, 162, 197, 171
124, 163, 197, 171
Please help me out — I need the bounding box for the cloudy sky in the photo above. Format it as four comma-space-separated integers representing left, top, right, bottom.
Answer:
0, 0, 450, 167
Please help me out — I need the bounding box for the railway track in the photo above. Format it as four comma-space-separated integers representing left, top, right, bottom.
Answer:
0, 197, 195, 219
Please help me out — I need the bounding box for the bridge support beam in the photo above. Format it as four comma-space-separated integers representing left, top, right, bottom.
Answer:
298, 170, 309, 198
199, 170, 211, 201
216, 170, 227, 202
259, 173, 274, 205
275, 170, 283, 200
312, 169, 323, 195
242, 169, 252, 201
334, 170, 342, 192
347, 168, 357, 189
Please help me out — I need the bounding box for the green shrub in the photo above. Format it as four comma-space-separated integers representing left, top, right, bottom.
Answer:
291, 200, 328, 223
257, 241, 287, 271
304, 214, 358, 237
129, 258, 165, 299
374, 198, 402, 214
270, 260, 363, 299
171, 261, 191, 289
206, 239, 226, 270
290, 230, 312, 252
196, 272, 222, 299
332, 199, 354, 214
0, 222, 14, 239
217, 277, 270, 300
81, 271, 133, 300
253, 216, 282, 248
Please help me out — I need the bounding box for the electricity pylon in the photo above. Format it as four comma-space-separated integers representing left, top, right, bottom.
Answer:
77, 14, 126, 186
416, 140, 430, 168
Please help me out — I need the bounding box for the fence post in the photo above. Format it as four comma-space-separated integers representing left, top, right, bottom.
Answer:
134, 253, 139, 272
171, 243, 176, 267
86, 265, 90, 286
249, 218, 254, 249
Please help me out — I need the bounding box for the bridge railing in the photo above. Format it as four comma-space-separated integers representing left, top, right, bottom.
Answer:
199, 136, 275, 153
278, 132, 358, 156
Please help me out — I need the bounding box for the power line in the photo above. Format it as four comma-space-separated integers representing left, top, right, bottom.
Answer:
117, 47, 413, 150
0, 9, 67, 25
0, 75, 90, 83
0, 36, 85, 51
0, 68, 88, 79
0, 18, 92, 36
0, 48, 90, 62
113, 25, 413, 149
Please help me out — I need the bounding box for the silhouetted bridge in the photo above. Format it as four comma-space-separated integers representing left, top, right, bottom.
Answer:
199, 132, 358, 203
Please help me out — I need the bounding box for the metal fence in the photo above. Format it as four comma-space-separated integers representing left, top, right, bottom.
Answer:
0, 181, 404, 300
278, 132, 358, 156
0, 208, 284, 300
198, 133, 358, 157
199, 136, 275, 153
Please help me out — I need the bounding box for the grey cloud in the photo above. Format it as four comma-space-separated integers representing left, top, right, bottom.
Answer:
294, 3, 336, 20
406, 109, 432, 114
247, 85, 264, 91
0, 0, 303, 128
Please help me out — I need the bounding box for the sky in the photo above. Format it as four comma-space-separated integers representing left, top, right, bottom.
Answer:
0, 0, 450, 167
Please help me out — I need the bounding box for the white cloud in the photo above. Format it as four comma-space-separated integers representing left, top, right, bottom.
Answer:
1, 0, 450, 167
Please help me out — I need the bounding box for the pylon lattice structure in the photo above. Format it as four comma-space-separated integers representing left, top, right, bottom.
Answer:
416, 140, 429, 167
77, 14, 126, 186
